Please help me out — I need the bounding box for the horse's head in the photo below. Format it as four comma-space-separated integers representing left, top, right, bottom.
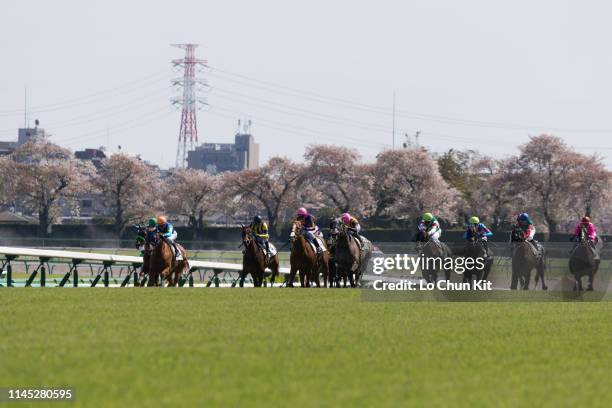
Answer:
467, 225, 478, 242
241, 224, 253, 246
578, 224, 589, 243
329, 217, 342, 235
511, 225, 526, 242
133, 224, 146, 246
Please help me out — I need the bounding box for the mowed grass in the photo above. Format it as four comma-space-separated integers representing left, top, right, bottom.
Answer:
2, 290, 612, 407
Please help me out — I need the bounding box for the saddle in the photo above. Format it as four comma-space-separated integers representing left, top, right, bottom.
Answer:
570, 241, 600, 260
307, 236, 327, 254
255, 240, 277, 261
163, 238, 184, 261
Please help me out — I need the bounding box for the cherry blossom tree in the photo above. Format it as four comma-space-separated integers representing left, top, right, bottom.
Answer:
93, 153, 160, 234
562, 154, 612, 232
0, 156, 18, 211
512, 135, 589, 233
11, 141, 95, 235
304, 145, 374, 216
371, 148, 460, 222
469, 157, 524, 230
221, 157, 306, 237
163, 169, 219, 238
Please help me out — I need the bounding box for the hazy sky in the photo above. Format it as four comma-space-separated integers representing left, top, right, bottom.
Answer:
2, 0, 611, 168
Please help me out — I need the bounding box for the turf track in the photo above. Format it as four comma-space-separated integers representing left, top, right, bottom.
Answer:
2, 289, 612, 407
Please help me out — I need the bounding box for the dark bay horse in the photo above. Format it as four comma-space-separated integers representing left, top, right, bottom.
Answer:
332, 221, 373, 288
569, 225, 600, 291
416, 231, 453, 283
510, 227, 547, 290
288, 222, 329, 288
239, 225, 280, 287
461, 225, 494, 284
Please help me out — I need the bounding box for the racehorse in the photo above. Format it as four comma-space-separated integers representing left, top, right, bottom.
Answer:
462, 225, 494, 284
287, 221, 329, 288
239, 225, 280, 287
332, 219, 373, 288
510, 227, 547, 290
326, 218, 340, 287
569, 225, 600, 291
134, 225, 151, 285
136, 227, 189, 287
416, 231, 453, 283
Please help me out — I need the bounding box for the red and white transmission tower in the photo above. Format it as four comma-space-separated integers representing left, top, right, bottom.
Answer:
171, 44, 208, 169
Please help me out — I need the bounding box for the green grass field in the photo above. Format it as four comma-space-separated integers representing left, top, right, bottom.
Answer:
2, 290, 612, 407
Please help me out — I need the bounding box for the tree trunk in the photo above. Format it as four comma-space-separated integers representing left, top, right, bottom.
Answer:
38, 205, 50, 236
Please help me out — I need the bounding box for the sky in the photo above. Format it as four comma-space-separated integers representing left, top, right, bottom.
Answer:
1, 0, 612, 168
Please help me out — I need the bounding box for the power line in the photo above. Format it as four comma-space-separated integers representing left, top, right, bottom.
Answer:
0, 69, 170, 117
209, 64, 612, 135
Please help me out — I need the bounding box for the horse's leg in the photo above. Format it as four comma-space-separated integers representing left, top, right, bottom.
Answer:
286, 265, 296, 288
348, 269, 355, 288
510, 262, 519, 290
537, 261, 547, 290
587, 272, 594, 291
483, 258, 493, 281
444, 265, 451, 281
522, 267, 531, 290
239, 269, 246, 287
322, 263, 328, 289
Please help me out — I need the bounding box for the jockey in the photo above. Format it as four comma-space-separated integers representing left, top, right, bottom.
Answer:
464, 216, 492, 256
341, 212, 363, 245
156, 215, 180, 258
250, 215, 271, 256
573, 216, 598, 245
513, 213, 542, 255
515, 213, 535, 241
417, 212, 441, 242
292, 213, 323, 254
290, 207, 308, 239
145, 217, 158, 244
296, 207, 308, 224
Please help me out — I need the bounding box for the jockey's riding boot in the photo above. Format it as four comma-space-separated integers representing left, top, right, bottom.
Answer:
482, 240, 489, 257
265, 241, 270, 258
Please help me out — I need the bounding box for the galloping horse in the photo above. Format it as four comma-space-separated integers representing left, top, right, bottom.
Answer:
569, 225, 600, 291
332, 219, 373, 288
239, 225, 280, 287
416, 231, 453, 283
462, 225, 494, 283
510, 227, 547, 290
135, 226, 189, 287
288, 222, 329, 288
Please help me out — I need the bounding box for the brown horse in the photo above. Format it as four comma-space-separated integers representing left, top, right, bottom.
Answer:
239, 225, 280, 287
569, 225, 600, 291
510, 227, 547, 290
288, 222, 329, 288
147, 234, 189, 287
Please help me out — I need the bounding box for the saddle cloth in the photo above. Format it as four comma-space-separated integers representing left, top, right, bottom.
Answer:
168, 241, 184, 260
256, 241, 277, 257
308, 237, 327, 253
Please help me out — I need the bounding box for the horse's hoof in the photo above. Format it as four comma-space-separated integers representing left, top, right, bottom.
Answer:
587, 287, 594, 291
542, 286, 548, 291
